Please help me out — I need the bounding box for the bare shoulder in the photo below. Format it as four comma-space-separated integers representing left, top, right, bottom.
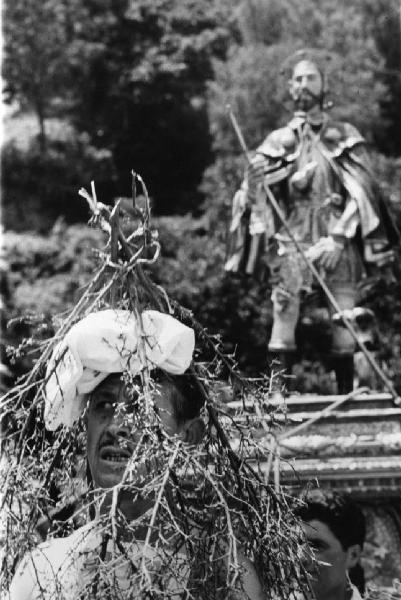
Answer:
7, 527, 89, 600
237, 552, 265, 600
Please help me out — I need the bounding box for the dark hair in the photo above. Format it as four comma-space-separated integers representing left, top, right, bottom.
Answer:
296, 489, 366, 550
348, 562, 365, 596
152, 369, 205, 425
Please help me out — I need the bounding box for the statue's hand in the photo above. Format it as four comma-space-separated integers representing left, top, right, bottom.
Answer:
246, 154, 268, 193
306, 235, 345, 272
364, 242, 395, 267
290, 161, 317, 191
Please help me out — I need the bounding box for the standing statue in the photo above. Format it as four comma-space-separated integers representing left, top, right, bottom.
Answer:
225, 49, 398, 393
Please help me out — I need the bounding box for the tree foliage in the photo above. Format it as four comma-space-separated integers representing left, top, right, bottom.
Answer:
2, 135, 115, 231
3, 0, 88, 150
208, 0, 392, 158
3, 0, 234, 216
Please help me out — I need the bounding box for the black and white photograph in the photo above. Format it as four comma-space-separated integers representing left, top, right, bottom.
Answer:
2, 1, 401, 598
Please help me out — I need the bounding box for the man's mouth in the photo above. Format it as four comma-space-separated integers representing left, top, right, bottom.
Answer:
99, 445, 131, 464
297, 89, 314, 100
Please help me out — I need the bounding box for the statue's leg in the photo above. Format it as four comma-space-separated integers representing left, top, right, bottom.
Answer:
332, 354, 354, 394
328, 283, 357, 394
268, 286, 300, 386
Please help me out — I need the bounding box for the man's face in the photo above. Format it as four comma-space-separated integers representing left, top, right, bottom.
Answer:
302, 519, 359, 599
86, 375, 182, 488
289, 60, 324, 112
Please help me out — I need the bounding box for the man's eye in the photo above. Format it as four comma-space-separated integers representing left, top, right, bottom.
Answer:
310, 542, 324, 551
97, 401, 114, 412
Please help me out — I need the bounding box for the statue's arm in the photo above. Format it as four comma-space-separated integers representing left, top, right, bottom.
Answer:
330, 197, 360, 240
333, 124, 396, 264
227, 552, 265, 600
242, 128, 297, 233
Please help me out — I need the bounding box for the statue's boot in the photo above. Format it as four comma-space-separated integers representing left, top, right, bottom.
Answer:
333, 354, 354, 394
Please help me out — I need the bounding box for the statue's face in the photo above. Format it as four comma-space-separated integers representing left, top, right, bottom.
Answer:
289, 60, 324, 112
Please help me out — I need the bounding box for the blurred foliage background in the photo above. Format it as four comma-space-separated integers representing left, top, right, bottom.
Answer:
2, 0, 401, 391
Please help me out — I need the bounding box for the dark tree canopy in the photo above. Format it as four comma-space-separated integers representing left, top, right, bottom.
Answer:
67, 0, 235, 213
3, 0, 234, 220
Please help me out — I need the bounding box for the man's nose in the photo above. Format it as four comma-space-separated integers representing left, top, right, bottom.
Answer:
106, 419, 130, 440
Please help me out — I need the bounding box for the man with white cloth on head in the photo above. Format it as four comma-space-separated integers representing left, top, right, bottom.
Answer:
8, 309, 264, 600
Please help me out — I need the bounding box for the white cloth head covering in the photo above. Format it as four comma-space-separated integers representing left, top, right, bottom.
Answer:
45, 309, 195, 430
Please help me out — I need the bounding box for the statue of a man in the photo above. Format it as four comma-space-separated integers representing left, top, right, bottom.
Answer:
225, 50, 398, 393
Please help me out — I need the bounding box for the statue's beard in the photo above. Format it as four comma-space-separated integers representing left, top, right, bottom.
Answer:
293, 89, 322, 112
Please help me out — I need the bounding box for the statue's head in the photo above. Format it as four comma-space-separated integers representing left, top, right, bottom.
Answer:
288, 59, 324, 112
281, 48, 332, 113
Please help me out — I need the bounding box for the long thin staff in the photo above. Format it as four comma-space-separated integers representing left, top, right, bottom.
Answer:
227, 104, 400, 403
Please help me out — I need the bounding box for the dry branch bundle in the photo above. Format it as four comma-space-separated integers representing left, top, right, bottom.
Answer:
1, 174, 309, 599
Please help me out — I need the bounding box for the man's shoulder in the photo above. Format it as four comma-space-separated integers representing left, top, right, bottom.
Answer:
8, 524, 93, 600
321, 119, 365, 150
32, 522, 93, 561
256, 125, 298, 158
